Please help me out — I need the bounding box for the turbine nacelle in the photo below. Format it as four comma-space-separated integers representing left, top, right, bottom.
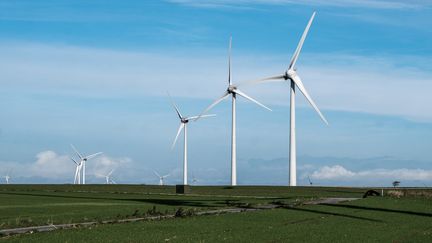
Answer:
284, 69, 297, 80
227, 85, 237, 93
181, 118, 189, 123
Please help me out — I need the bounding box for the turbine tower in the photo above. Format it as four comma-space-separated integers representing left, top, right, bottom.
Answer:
169, 94, 215, 185
153, 171, 170, 186
71, 144, 103, 185
197, 36, 271, 186
247, 12, 328, 186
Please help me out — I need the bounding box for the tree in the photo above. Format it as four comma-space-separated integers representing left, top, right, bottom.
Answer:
392, 181, 400, 188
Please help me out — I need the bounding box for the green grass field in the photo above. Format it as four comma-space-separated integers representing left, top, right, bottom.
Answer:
1, 185, 431, 242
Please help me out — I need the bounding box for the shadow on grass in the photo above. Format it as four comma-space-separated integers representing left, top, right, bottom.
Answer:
321, 203, 432, 218
282, 206, 383, 223
0, 192, 229, 208
321, 190, 365, 195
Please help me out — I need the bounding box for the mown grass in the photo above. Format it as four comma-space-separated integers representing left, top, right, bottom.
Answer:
5, 197, 432, 243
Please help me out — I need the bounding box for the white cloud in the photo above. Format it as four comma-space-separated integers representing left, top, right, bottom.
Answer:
0, 150, 132, 183
29, 151, 72, 178
91, 155, 132, 177
311, 165, 432, 181
311, 165, 355, 179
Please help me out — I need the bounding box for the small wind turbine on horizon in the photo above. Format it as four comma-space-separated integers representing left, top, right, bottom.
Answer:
71, 144, 103, 185
169, 93, 215, 185
191, 172, 198, 185
153, 170, 170, 186
308, 175, 313, 186
3, 170, 11, 184
96, 169, 116, 184
196, 36, 272, 186
244, 12, 328, 186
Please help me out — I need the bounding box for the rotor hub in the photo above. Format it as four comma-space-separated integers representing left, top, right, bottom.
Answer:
286, 69, 296, 79
227, 85, 236, 93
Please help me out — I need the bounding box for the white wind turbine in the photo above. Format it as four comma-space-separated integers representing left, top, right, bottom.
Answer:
3, 170, 11, 184
191, 172, 198, 185
153, 171, 170, 186
70, 157, 82, 184
246, 12, 328, 186
197, 36, 272, 186
169, 94, 215, 185
71, 144, 103, 185
96, 169, 116, 184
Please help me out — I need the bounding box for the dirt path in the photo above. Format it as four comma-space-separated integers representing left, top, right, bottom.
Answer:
303, 197, 361, 205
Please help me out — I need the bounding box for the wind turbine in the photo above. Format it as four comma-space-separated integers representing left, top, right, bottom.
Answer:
191, 172, 198, 185
308, 175, 313, 186
169, 94, 215, 185
70, 157, 82, 184
153, 171, 170, 186
245, 12, 328, 186
96, 169, 116, 184
71, 144, 103, 185
197, 36, 272, 186
3, 170, 11, 184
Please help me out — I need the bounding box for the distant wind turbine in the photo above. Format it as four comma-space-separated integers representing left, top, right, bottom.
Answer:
3, 170, 11, 184
169, 93, 215, 185
153, 170, 170, 186
197, 36, 272, 186
96, 169, 116, 184
244, 12, 328, 186
191, 172, 198, 185
308, 175, 313, 186
71, 144, 103, 185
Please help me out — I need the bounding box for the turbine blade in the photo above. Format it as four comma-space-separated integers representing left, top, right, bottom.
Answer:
171, 123, 185, 149
70, 157, 78, 165
289, 12, 316, 70
186, 114, 216, 121
234, 89, 272, 111
291, 73, 328, 125
237, 74, 286, 87
153, 170, 161, 178
228, 35, 232, 85
85, 152, 103, 160
108, 169, 114, 176
167, 92, 183, 119
70, 144, 83, 160
195, 92, 230, 121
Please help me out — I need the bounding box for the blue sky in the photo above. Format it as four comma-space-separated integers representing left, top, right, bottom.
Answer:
0, 0, 432, 186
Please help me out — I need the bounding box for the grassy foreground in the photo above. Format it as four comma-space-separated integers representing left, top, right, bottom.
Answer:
0, 185, 365, 229
4, 197, 432, 242
1, 185, 431, 242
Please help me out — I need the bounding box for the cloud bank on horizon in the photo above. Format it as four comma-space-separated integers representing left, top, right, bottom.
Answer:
0, 0, 431, 186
